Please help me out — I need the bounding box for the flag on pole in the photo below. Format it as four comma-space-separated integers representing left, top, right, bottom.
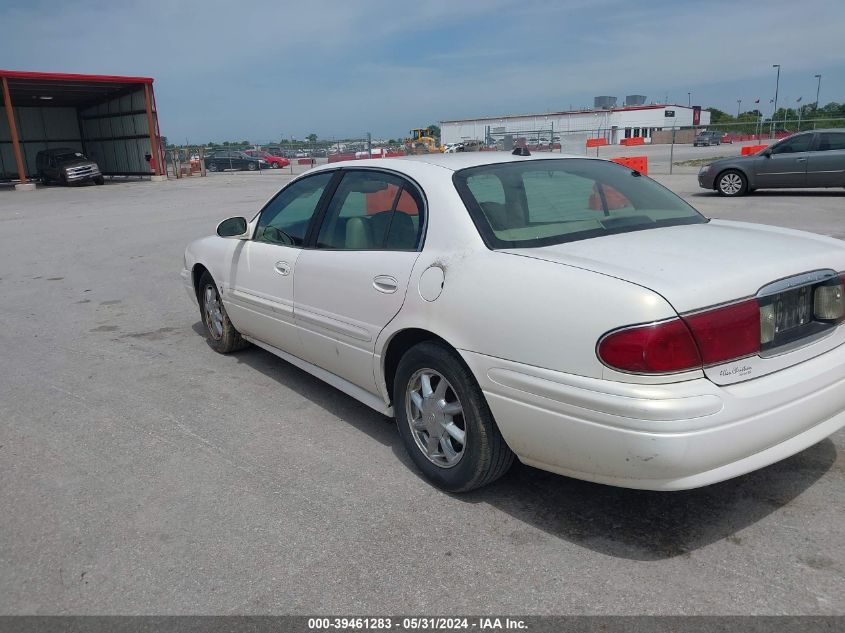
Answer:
796, 96, 802, 102
754, 99, 760, 103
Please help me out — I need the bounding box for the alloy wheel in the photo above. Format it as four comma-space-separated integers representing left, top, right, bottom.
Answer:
203, 285, 224, 340
720, 173, 743, 195
405, 369, 466, 468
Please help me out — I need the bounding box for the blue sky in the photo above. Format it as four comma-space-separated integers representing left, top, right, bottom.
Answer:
2, 0, 843, 143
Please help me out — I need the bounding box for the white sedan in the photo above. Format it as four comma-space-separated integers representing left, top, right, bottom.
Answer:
182, 152, 845, 492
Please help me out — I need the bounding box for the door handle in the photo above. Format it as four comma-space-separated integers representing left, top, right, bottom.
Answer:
796, 158, 807, 162
373, 275, 398, 294
274, 261, 291, 276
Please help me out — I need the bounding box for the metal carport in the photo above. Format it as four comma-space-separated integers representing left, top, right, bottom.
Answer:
0, 70, 162, 186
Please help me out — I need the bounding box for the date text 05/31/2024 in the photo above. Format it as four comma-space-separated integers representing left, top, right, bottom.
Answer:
307, 617, 528, 630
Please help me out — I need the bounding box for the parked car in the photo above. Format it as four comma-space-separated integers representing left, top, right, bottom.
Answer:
183, 153, 845, 493
36, 148, 104, 185
693, 130, 724, 147
204, 151, 269, 172
699, 129, 845, 196
244, 150, 290, 169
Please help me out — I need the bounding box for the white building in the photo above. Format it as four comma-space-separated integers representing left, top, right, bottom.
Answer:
440, 105, 710, 148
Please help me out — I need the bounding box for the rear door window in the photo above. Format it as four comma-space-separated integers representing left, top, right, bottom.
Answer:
815, 133, 845, 151
315, 170, 424, 250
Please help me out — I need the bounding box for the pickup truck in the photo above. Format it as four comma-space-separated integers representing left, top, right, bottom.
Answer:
37, 148, 104, 185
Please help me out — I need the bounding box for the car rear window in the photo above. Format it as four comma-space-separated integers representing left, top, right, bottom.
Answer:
453, 158, 706, 248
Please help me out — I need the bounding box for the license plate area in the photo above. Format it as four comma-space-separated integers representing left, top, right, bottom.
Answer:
759, 274, 841, 355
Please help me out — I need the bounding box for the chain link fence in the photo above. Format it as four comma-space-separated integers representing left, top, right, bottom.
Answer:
158, 115, 845, 179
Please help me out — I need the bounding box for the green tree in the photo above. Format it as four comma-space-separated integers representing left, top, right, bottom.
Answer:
427, 124, 441, 138
706, 107, 732, 123
307, 133, 318, 144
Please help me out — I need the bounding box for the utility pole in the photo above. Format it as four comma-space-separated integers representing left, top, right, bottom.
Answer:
737, 99, 742, 119
797, 98, 803, 132
814, 74, 822, 128
771, 64, 781, 137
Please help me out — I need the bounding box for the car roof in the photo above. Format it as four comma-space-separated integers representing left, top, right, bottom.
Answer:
321, 152, 593, 173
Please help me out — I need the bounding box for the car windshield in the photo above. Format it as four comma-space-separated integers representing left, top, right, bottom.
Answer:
453, 158, 707, 248
54, 151, 87, 163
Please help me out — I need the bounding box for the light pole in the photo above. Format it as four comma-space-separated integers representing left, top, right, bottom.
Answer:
687, 92, 691, 107
771, 64, 780, 137
813, 74, 822, 128
737, 99, 742, 118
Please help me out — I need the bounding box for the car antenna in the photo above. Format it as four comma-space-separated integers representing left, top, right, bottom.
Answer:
512, 147, 531, 156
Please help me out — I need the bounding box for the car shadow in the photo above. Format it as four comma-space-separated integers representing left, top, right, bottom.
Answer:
694, 190, 845, 198
192, 322, 396, 448
456, 439, 836, 560
195, 324, 838, 561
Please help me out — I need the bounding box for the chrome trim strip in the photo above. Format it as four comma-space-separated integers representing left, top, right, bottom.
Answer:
756, 269, 838, 297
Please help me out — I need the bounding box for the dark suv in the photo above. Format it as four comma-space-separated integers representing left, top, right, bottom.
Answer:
693, 131, 725, 147
204, 151, 269, 172
36, 148, 104, 185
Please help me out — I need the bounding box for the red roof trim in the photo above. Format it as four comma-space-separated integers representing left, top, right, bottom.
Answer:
0, 69, 153, 84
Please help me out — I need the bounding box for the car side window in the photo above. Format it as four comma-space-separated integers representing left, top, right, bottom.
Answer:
315, 170, 423, 251
815, 133, 845, 152
771, 134, 813, 154
254, 171, 334, 247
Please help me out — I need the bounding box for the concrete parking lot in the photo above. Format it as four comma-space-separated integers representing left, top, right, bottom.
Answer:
1, 168, 844, 615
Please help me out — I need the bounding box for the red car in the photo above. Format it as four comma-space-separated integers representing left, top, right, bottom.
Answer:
243, 150, 290, 169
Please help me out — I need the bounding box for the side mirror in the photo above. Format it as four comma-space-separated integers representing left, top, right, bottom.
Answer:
216, 216, 249, 238
760, 148, 772, 157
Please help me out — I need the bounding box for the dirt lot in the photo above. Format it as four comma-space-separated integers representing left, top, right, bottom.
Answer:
1, 170, 843, 615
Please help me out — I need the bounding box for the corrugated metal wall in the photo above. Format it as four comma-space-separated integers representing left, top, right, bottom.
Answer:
79, 88, 152, 175
0, 107, 82, 178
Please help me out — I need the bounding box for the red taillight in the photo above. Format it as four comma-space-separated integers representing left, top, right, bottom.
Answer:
598, 319, 702, 373
683, 299, 760, 365
599, 299, 762, 374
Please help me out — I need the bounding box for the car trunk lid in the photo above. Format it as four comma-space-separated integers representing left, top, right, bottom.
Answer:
502, 220, 845, 384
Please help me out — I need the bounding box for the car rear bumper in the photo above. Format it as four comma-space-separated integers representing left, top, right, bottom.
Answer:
459, 344, 845, 490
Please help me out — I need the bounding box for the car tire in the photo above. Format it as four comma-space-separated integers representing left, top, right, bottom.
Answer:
716, 169, 748, 196
198, 271, 249, 354
247, 162, 257, 171
40, 172, 49, 185
208, 162, 218, 172
393, 341, 514, 492
95, 176, 105, 185
271, 162, 280, 169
